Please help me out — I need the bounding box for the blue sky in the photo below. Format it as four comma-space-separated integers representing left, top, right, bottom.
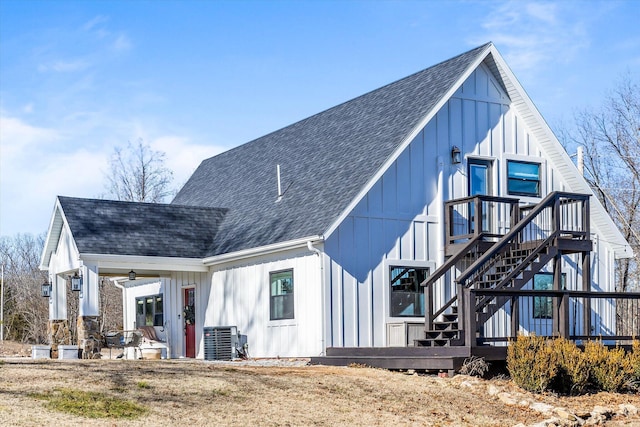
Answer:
1, 0, 639, 237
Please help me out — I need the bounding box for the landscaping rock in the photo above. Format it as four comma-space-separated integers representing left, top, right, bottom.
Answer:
498, 392, 517, 405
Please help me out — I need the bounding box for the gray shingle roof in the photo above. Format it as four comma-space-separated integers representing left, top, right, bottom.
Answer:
58, 197, 227, 258
173, 43, 490, 257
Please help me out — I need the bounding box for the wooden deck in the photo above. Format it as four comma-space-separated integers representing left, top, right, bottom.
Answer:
312, 193, 639, 373
311, 346, 507, 373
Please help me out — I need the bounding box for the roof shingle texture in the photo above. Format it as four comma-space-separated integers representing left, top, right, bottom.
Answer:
59, 197, 227, 258
173, 43, 490, 257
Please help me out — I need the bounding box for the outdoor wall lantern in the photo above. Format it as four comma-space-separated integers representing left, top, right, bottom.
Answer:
41, 279, 52, 298
128, 270, 136, 281
451, 146, 462, 164
70, 271, 83, 292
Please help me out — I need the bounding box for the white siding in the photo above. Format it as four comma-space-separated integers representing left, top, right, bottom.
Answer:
325, 62, 620, 348
206, 249, 323, 358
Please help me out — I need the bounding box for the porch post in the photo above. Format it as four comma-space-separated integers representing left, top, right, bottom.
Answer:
49, 274, 70, 359
77, 264, 102, 358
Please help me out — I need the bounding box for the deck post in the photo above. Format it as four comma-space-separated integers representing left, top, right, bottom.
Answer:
462, 286, 476, 348
475, 196, 483, 237
424, 281, 433, 332
582, 197, 592, 337
510, 296, 519, 339
558, 291, 570, 339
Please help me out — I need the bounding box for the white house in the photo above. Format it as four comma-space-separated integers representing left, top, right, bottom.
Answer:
40, 43, 633, 366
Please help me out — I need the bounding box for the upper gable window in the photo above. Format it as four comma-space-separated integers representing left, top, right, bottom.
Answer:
507, 160, 541, 197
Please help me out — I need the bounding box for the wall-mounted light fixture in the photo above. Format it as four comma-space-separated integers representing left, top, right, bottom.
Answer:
70, 271, 82, 292
451, 146, 462, 164
41, 279, 52, 298
128, 270, 136, 281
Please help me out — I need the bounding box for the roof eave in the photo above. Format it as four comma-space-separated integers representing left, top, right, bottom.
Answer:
203, 235, 324, 266
485, 47, 632, 259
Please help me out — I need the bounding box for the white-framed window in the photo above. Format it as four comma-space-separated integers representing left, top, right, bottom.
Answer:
389, 266, 430, 317
507, 160, 541, 197
270, 269, 294, 320
136, 294, 163, 327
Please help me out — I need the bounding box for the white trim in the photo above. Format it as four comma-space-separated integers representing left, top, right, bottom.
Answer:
79, 253, 208, 273
502, 154, 547, 204
203, 235, 324, 266
383, 259, 436, 325
485, 46, 631, 258
323, 44, 493, 240
40, 198, 81, 270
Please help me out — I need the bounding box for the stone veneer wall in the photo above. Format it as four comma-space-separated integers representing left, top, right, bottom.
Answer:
77, 316, 102, 359
48, 319, 71, 359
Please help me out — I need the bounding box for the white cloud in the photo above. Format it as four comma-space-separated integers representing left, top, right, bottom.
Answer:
151, 136, 226, 190
112, 34, 132, 52
82, 15, 110, 32
0, 114, 109, 236
473, 1, 590, 73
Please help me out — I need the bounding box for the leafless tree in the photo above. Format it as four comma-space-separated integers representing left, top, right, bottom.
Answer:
0, 234, 49, 343
0, 233, 124, 345
105, 138, 174, 202
561, 75, 640, 335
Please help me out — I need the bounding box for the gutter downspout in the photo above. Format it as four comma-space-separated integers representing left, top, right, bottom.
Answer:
307, 240, 326, 356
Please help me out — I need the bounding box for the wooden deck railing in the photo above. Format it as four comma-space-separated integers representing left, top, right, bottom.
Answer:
461, 288, 640, 346
423, 192, 593, 341
445, 194, 520, 247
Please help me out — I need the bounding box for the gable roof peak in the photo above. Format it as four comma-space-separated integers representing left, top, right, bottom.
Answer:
174, 43, 492, 256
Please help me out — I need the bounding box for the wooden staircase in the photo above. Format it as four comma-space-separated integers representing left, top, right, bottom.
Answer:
418, 192, 592, 348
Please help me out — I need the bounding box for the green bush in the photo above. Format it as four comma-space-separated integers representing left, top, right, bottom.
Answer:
507, 334, 557, 393
583, 340, 633, 393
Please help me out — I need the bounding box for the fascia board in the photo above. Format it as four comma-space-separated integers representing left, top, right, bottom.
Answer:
39, 198, 80, 270
203, 235, 324, 266
487, 47, 632, 258
80, 253, 209, 272
322, 43, 494, 240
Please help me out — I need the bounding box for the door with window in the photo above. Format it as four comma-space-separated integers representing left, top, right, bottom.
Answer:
468, 159, 494, 233
183, 288, 195, 358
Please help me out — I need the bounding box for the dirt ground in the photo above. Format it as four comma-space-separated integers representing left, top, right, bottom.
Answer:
1, 341, 639, 426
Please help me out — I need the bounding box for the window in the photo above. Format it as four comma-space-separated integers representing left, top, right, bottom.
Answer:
270, 270, 294, 320
136, 294, 164, 327
533, 273, 565, 319
507, 160, 541, 197
468, 159, 493, 197
390, 266, 429, 317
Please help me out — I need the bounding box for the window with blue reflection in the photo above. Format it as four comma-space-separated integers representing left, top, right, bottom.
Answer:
507, 160, 540, 197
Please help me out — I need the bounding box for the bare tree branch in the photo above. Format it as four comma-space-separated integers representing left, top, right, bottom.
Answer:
105, 139, 174, 203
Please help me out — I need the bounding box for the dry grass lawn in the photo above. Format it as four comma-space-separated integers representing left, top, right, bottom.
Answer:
1, 341, 639, 426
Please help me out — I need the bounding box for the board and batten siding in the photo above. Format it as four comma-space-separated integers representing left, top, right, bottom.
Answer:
121, 271, 209, 359
205, 248, 323, 358
324, 61, 618, 349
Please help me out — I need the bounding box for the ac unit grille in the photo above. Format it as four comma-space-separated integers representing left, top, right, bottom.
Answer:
204, 326, 238, 361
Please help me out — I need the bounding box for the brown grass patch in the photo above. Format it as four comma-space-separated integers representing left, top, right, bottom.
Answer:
0, 356, 638, 426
